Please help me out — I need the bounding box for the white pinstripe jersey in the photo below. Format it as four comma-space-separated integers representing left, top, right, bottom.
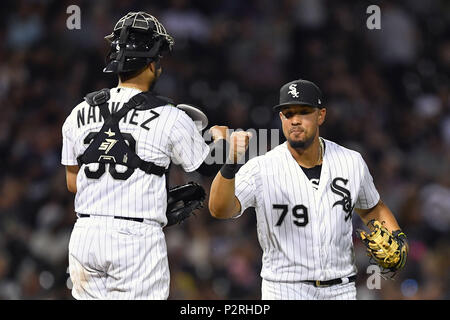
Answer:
61, 87, 209, 225
235, 138, 380, 282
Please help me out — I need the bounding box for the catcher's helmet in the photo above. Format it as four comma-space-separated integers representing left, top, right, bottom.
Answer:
103, 12, 174, 74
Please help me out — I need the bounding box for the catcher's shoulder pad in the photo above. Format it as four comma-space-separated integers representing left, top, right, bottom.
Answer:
84, 88, 110, 106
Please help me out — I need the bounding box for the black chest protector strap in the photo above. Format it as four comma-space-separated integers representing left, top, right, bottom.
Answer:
76, 88, 170, 177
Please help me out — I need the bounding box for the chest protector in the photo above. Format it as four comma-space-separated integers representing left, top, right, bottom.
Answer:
77, 88, 172, 178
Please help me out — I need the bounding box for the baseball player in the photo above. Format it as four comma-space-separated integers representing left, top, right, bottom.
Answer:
209, 79, 408, 300
61, 12, 225, 300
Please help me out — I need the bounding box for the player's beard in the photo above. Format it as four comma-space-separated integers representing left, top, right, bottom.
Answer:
288, 136, 314, 150
287, 128, 316, 150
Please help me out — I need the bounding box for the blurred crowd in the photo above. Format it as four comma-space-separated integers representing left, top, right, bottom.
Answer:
0, 0, 449, 299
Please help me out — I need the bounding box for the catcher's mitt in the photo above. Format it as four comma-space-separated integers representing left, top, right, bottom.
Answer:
165, 182, 206, 227
358, 220, 408, 277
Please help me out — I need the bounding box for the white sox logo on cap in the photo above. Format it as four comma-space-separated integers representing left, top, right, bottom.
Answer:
288, 84, 300, 98
273, 79, 323, 111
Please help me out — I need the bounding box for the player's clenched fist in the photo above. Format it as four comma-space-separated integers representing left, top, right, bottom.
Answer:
209, 125, 229, 142
228, 131, 252, 163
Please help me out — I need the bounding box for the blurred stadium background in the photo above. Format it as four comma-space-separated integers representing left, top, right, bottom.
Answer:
0, 0, 449, 299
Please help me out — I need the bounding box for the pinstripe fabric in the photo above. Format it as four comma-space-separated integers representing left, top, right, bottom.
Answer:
68, 216, 169, 299
62, 87, 209, 300
234, 139, 379, 299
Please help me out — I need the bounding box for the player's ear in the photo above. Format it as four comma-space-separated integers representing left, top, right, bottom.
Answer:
148, 61, 162, 78
148, 62, 156, 74
318, 108, 326, 125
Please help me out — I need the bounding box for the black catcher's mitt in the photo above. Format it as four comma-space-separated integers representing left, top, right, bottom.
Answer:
165, 182, 206, 227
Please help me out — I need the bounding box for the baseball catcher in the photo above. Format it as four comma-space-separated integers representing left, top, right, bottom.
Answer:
62, 11, 230, 300
358, 219, 408, 278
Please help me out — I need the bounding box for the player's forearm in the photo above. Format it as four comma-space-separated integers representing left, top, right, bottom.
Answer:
208, 172, 239, 219
209, 130, 251, 218
357, 200, 401, 232
66, 165, 79, 193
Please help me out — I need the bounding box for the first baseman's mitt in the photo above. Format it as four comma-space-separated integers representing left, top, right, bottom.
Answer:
165, 182, 206, 227
358, 220, 408, 277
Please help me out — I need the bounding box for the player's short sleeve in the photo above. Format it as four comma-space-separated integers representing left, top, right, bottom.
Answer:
169, 110, 209, 172
234, 158, 258, 218
61, 114, 78, 166
355, 154, 380, 210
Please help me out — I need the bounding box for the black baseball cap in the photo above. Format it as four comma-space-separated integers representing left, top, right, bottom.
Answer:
273, 79, 323, 112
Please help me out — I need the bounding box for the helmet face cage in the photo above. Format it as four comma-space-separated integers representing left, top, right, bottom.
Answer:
104, 12, 174, 74
105, 12, 174, 50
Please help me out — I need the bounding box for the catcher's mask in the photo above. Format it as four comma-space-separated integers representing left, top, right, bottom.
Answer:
103, 12, 174, 74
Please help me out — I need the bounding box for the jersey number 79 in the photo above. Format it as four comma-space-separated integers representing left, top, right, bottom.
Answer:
273, 204, 309, 227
